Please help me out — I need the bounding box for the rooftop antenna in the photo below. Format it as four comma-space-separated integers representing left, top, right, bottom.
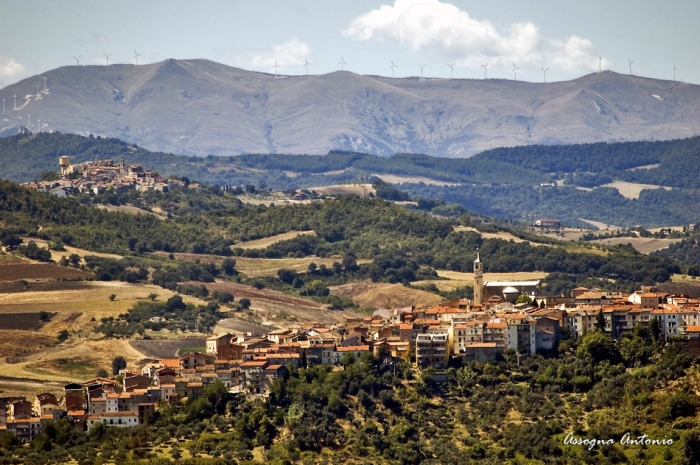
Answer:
418, 64, 426, 79
73, 56, 81, 66
598, 56, 602, 73
390, 61, 397, 78
303, 58, 311, 75
447, 62, 455, 79
104, 53, 111, 66
272, 60, 280, 78
628, 59, 633, 76
512, 62, 519, 81
481, 62, 489, 79
673, 66, 676, 81
541, 67, 549, 83
134, 50, 142, 65
338, 56, 346, 71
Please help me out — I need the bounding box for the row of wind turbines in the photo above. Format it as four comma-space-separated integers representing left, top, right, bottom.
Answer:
270, 56, 680, 83
63, 51, 680, 82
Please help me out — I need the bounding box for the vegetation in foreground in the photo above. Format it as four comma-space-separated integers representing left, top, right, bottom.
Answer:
2, 327, 700, 464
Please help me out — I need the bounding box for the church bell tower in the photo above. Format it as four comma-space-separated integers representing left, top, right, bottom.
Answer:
473, 250, 484, 305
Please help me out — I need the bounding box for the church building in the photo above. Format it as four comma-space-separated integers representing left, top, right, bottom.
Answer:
473, 252, 541, 305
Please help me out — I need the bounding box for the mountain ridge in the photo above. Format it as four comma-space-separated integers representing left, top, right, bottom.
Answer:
1, 59, 699, 157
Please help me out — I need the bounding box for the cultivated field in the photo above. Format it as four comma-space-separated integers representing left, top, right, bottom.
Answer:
235, 230, 316, 249
329, 280, 442, 309
96, 204, 167, 220
29, 238, 122, 261
0, 261, 92, 281
579, 219, 623, 231
601, 180, 672, 199
454, 226, 530, 243
412, 270, 550, 292
204, 281, 357, 325
590, 237, 682, 254
310, 184, 375, 197
130, 339, 207, 359
153, 252, 366, 279
373, 174, 460, 186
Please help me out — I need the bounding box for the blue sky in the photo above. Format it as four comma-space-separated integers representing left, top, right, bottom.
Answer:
1, 0, 697, 85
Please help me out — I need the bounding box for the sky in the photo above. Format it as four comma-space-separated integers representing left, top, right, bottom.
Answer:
0, 0, 698, 86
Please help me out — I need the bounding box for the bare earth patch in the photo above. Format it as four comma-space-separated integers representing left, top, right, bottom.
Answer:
310, 184, 375, 197
329, 280, 442, 309
579, 219, 623, 231
373, 174, 460, 186
96, 204, 167, 220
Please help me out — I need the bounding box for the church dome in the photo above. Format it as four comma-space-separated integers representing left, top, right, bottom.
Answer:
502, 286, 519, 294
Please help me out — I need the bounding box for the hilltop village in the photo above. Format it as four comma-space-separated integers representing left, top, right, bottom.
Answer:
21, 157, 202, 196
2, 253, 700, 442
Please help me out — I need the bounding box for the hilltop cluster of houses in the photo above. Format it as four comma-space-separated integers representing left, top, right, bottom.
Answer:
3, 256, 700, 439
21, 157, 201, 197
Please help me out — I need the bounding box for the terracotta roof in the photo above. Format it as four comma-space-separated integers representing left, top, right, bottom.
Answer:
336, 345, 370, 352
265, 364, 283, 371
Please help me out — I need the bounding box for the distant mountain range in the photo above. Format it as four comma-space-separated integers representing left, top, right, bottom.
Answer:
1, 59, 700, 157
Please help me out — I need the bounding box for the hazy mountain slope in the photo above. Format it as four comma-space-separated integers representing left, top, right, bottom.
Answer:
1, 59, 699, 156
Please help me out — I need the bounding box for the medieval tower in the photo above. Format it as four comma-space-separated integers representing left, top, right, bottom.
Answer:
473, 250, 484, 305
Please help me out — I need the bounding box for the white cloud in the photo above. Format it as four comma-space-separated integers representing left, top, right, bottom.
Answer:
0, 57, 26, 79
343, 0, 609, 73
245, 39, 311, 71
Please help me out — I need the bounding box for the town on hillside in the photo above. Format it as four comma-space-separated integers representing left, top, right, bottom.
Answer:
21, 157, 202, 197
2, 253, 700, 442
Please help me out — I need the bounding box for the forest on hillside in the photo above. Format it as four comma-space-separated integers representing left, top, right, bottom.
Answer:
0, 181, 684, 298
2, 132, 700, 227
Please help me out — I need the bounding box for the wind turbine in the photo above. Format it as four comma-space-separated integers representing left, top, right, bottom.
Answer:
390, 61, 397, 78
0, 80, 3, 89
27, 115, 30, 130
43, 76, 47, 92
134, 50, 142, 65
481, 62, 489, 79
37, 119, 40, 133
272, 60, 280, 78
598, 56, 602, 73
418, 64, 426, 79
2, 99, 4, 114
447, 62, 455, 79
338, 56, 346, 71
104, 53, 111, 66
73, 56, 81, 65
673, 66, 676, 81
303, 58, 311, 75
14, 95, 16, 110
541, 67, 549, 83
628, 59, 633, 76
512, 63, 520, 81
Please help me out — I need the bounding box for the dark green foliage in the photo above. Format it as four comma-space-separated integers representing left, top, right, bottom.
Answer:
112, 356, 127, 375
19, 241, 52, 262
57, 329, 70, 342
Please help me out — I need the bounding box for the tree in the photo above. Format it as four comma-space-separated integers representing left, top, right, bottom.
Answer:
575, 331, 620, 364
69, 254, 81, 267
39, 311, 50, 321
97, 369, 109, 378
112, 356, 127, 375
239, 298, 251, 309
108, 294, 116, 301
595, 310, 606, 332
650, 318, 661, 342
148, 293, 158, 301
221, 258, 236, 275
307, 262, 317, 273
57, 329, 70, 342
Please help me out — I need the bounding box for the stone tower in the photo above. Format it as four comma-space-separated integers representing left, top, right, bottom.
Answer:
473, 250, 484, 305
